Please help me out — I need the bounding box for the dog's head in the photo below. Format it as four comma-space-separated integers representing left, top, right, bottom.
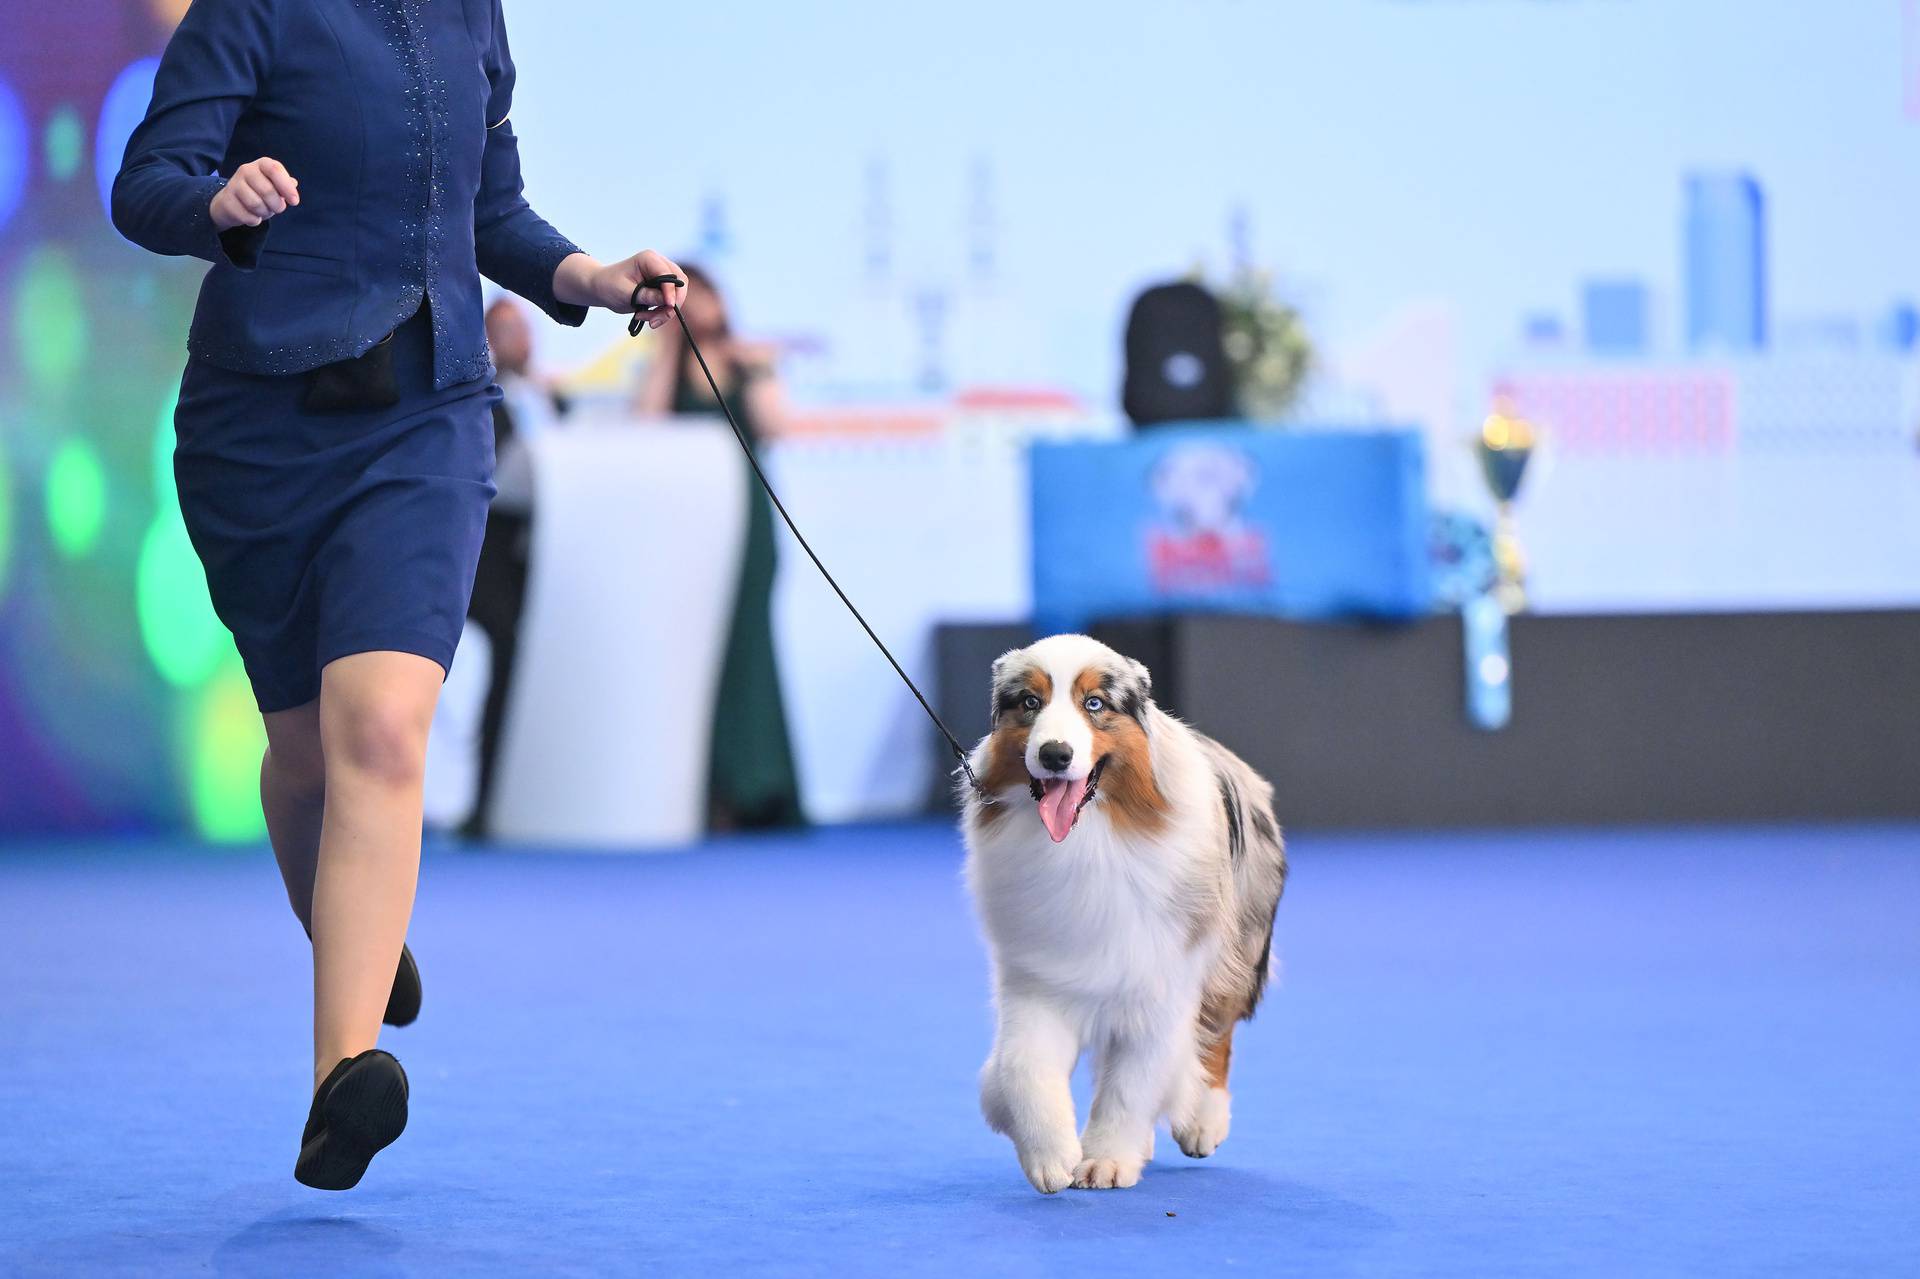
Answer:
982, 634, 1159, 842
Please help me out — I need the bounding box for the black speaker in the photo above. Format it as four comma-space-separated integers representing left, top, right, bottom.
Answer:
1121, 281, 1236, 428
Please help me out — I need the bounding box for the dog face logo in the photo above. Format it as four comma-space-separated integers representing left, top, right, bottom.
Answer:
1146, 442, 1272, 592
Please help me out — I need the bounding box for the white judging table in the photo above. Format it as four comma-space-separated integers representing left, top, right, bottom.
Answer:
486, 418, 748, 847
763, 429, 1045, 822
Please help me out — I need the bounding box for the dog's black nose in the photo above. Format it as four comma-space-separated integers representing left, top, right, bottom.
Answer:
1037, 740, 1073, 773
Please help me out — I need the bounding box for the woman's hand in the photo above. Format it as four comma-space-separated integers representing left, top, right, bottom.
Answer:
553, 250, 687, 327
210, 158, 299, 231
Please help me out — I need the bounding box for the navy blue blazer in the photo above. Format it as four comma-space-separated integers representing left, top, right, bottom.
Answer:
114, 0, 586, 389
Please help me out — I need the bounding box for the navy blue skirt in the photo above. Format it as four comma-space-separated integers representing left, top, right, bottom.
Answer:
173, 308, 497, 713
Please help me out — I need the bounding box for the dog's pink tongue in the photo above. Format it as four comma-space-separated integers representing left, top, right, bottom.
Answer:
1038, 777, 1089, 843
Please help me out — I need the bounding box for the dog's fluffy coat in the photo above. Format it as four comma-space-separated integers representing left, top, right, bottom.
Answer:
962, 634, 1287, 1192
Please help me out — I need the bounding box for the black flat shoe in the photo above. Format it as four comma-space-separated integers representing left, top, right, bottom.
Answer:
295, 1049, 409, 1190
384, 944, 421, 1027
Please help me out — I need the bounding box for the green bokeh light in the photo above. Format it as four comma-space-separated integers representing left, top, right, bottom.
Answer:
137, 512, 227, 687
44, 105, 84, 181
13, 247, 89, 394
153, 380, 180, 502
45, 437, 106, 558
189, 661, 266, 842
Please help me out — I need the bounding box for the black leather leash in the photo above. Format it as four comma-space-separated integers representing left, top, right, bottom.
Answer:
629, 273, 994, 802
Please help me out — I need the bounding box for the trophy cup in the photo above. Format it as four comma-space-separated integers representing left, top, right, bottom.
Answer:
1475, 395, 1536, 614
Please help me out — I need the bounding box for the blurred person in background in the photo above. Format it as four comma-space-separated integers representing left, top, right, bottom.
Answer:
112, 0, 685, 1188
486, 295, 570, 450
636, 264, 805, 830
461, 297, 568, 838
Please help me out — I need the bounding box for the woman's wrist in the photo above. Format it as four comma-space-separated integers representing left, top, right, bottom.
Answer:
551, 252, 604, 307
209, 187, 243, 234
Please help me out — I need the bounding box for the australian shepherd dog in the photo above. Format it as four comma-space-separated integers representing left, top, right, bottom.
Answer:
961, 634, 1287, 1193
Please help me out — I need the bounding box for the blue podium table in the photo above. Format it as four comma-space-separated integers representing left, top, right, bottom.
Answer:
1029, 425, 1434, 631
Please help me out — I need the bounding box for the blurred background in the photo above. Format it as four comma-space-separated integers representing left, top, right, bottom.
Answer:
2, 0, 1918, 842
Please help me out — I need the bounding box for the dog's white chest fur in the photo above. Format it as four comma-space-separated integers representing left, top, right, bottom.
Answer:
967, 808, 1219, 1019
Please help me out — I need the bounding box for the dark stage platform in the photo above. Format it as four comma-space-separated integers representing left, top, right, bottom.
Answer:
934, 610, 1920, 827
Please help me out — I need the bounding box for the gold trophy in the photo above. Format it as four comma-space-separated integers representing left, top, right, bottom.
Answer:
1476, 396, 1536, 613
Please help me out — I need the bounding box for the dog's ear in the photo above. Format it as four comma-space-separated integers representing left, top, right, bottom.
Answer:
1128, 658, 1153, 699
1113, 657, 1154, 720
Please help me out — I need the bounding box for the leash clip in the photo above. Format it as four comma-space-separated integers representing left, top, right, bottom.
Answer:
954, 756, 997, 805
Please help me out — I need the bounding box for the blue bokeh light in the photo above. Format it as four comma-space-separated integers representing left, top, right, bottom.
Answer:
0, 75, 28, 234
95, 58, 159, 235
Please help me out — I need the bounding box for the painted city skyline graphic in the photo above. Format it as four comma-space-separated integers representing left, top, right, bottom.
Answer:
1492, 166, 1915, 469
498, 4, 1920, 458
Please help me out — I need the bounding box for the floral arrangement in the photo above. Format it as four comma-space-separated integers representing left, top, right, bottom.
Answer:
1193, 265, 1314, 420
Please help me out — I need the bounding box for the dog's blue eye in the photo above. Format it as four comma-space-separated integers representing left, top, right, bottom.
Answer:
1084, 696, 1105, 713
1021, 694, 1041, 711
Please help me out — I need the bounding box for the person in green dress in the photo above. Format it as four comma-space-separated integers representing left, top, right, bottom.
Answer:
636, 263, 806, 830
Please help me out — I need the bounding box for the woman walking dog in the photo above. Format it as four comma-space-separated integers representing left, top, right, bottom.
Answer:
113, 0, 684, 1189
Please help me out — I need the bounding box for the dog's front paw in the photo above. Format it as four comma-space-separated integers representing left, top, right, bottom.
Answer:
1070, 1155, 1143, 1190
1173, 1086, 1232, 1159
1018, 1144, 1081, 1195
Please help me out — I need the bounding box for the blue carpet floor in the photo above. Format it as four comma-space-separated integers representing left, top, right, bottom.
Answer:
0, 822, 1915, 1277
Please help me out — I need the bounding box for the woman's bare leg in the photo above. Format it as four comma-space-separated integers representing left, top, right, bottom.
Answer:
261, 701, 326, 931
310, 650, 443, 1086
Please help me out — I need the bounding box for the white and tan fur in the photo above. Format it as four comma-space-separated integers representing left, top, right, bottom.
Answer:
962, 634, 1287, 1193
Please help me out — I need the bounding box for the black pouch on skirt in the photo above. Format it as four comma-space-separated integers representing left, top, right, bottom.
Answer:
301, 333, 399, 413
